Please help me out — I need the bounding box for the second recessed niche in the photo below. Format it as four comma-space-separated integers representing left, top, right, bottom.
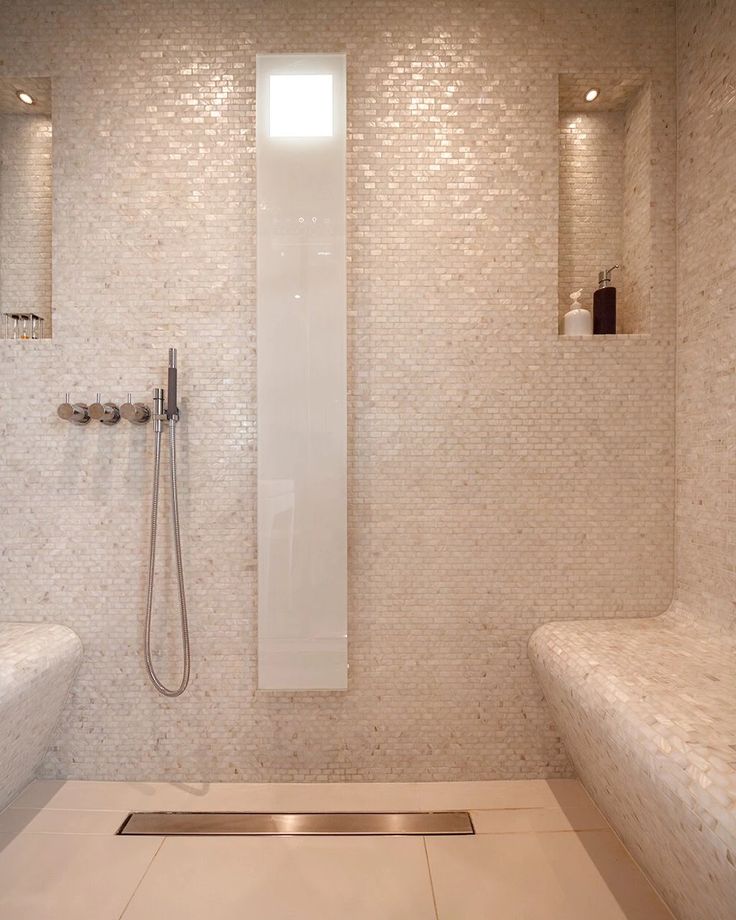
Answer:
0, 77, 53, 340
558, 73, 652, 335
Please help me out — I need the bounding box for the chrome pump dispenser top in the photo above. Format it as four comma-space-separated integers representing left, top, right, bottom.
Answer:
597, 264, 619, 288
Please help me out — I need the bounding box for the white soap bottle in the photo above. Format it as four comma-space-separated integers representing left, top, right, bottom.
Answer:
563, 289, 593, 336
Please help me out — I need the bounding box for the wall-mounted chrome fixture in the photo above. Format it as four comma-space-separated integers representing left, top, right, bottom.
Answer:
57, 393, 90, 425
143, 347, 191, 698
89, 394, 121, 426
121, 393, 151, 425
57, 393, 152, 426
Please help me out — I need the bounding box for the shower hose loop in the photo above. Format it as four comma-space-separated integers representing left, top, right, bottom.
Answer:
144, 418, 191, 697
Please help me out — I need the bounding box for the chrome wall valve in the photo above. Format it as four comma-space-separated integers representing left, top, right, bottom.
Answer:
89, 393, 121, 425
121, 393, 151, 424
57, 393, 91, 425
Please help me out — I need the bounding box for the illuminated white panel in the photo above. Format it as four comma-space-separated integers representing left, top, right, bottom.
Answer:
269, 74, 333, 138
257, 54, 347, 690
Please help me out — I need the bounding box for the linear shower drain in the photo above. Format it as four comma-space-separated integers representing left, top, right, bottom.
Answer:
118, 811, 474, 836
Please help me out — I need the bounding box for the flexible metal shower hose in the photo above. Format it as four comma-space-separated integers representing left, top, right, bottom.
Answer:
144, 419, 191, 697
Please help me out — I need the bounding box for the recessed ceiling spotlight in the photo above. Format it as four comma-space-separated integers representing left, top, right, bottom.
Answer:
585, 88, 599, 103
16, 90, 34, 105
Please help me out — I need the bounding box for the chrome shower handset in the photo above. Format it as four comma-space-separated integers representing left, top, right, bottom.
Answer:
167, 347, 179, 421
143, 349, 191, 698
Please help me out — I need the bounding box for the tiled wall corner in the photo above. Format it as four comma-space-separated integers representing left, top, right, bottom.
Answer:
621, 84, 652, 335
675, 0, 736, 631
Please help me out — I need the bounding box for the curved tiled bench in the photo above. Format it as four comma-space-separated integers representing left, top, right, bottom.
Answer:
0, 622, 82, 811
529, 612, 736, 920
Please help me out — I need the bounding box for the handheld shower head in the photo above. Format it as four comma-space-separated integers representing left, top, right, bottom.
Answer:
167, 347, 178, 420
144, 346, 191, 698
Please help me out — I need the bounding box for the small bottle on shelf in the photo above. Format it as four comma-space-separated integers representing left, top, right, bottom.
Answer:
562, 289, 593, 336
593, 265, 619, 335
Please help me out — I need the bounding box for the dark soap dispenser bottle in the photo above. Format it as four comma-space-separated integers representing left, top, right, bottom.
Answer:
593, 265, 619, 335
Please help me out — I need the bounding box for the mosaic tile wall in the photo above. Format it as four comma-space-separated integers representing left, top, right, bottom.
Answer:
0, 0, 676, 782
0, 623, 82, 811
0, 114, 52, 332
530, 614, 736, 920
621, 85, 652, 336
675, 0, 736, 632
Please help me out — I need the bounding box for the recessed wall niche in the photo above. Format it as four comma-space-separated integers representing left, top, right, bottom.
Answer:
558, 73, 652, 335
0, 77, 52, 339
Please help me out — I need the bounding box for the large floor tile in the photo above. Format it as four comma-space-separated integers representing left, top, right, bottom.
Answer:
120, 835, 437, 920
0, 807, 128, 835
0, 832, 162, 920
13, 778, 581, 813
413, 780, 576, 810
471, 800, 608, 834
426, 830, 673, 919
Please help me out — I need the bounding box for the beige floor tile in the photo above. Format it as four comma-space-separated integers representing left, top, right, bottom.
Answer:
0, 832, 162, 920
0, 807, 128, 835
13, 778, 580, 813
471, 801, 608, 834
413, 780, 575, 810
426, 830, 673, 919
120, 835, 437, 920
545, 778, 600, 809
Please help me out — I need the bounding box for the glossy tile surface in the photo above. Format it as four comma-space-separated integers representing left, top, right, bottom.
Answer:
470, 803, 608, 835
427, 831, 673, 919
0, 623, 82, 811
10, 778, 585, 812
0, 780, 671, 919
0, 807, 127, 835
0, 0, 676, 787
530, 613, 736, 920
121, 836, 436, 919
0, 832, 162, 920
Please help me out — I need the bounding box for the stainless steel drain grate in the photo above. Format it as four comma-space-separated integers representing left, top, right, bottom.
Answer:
118, 811, 474, 836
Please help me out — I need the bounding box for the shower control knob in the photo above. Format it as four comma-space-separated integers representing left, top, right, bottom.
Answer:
121, 393, 151, 424
89, 393, 121, 425
57, 393, 91, 425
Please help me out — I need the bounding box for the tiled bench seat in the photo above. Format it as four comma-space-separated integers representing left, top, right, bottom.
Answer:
0, 623, 82, 811
529, 611, 736, 920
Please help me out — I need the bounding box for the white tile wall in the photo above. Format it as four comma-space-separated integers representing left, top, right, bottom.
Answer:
675, 0, 736, 631
0, 0, 676, 781
0, 623, 81, 810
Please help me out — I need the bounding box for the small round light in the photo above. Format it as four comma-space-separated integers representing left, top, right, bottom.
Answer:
585, 88, 599, 103
16, 91, 34, 106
